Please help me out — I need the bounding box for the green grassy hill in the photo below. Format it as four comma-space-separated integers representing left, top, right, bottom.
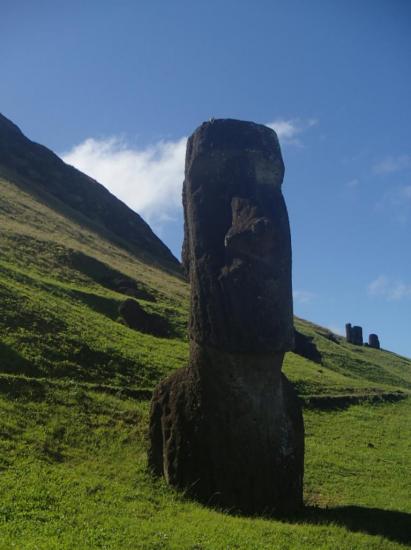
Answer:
0, 118, 410, 548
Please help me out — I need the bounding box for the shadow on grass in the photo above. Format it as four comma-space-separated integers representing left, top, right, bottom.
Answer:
0, 341, 41, 378
295, 505, 411, 545
302, 392, 407, 411
65, 250, 157, 301
67, 288, 121, 320
0, 341, 45, 401
178, 489, 411, 546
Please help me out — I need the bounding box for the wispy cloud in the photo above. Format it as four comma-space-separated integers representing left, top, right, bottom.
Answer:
373, 155, 411, 174
368, 275, 411, 301
61, 117, 318, 228
346, 178, 360, 188
293, 289, 316, 304
374, 184, 411, 224
402, 185, 411, 199
266, 118, 318, 146
61, 136, 186, 227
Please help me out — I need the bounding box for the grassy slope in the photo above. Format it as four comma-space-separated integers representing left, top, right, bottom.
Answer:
0, 176, 410, 549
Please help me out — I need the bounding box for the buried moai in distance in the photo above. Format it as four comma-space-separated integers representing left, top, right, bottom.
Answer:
346, 323, 381, 349
345, 323, 363, 346
148, 119, 304, 515
368, 333, 380, 349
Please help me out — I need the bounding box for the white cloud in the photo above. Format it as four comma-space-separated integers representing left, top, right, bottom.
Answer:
368, 275, 389, 295
293, 289, 316, 304
374, 185, 411, 224
61, 136, 187, 227
368, 275, 411, 301
61, 117, 318, 228
373, 155, 411, 174
265, 118, 318, 146
346, 178, 360, 187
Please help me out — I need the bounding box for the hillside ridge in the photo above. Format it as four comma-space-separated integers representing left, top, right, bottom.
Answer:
0, 112, 180, 275
0, 170, 409, 400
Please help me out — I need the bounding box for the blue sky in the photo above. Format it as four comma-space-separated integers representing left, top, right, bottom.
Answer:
2, 1, 411, 357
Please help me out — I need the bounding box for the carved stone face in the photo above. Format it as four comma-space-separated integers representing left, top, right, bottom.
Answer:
182, 119, 294, 354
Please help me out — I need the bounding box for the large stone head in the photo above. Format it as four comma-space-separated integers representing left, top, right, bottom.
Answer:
182, 119, 294, 354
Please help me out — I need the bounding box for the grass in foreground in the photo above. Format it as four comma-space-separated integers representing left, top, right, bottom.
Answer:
0, 382, 410, 549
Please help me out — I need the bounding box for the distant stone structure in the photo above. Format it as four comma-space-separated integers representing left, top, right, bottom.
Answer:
352, 326, 363, 346
369, 333, 380, 349
148, 119, 304, 514
345, 323, 353, 343
345, 323, 363, 346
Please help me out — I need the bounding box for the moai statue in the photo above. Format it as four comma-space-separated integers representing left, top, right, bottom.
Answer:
148, 119, 304, 515
352, 325, 363, 346
345, 323, 353, 343
369, 333, 380, 349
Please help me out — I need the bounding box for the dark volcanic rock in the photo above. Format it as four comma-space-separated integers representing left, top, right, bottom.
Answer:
182, 119, 293, 353
352, 325, 363, 346
294, 330, 322, 363
345, 323, 352, 343
150, 344, 303, 514
369, 333, 380, 349
119, 299, 169, 337
346, 323, 363, 346
148, 119, 304, 514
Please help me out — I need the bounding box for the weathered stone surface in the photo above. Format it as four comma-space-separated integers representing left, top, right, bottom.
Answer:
345, 323, 353, 343
181, 119, 294, 353
369, 333, 380, 349
346, 323, 363, 346
148, 119, 304, 514
149, 343, 303, 514
352, 325, 363, 346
